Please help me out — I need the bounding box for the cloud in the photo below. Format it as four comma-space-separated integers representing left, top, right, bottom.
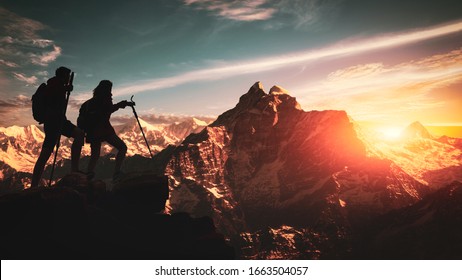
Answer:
0, 59, 18, 68
270, 0, 339, 29
0, 7, 47, 39
296, 48, 462, 122
184, 0, 337, 28
327, 63, 386, 81
13, 73, 38, 85
66, 98, 86, 111
184, 0, 276, 21
31, 39, 54, 48
115, 20, 462, 97
0, 95, 32, 127
30, 45, 62, 66
0, 94, 30, 109
320, 48, 462, 90
0, 7, 61, 68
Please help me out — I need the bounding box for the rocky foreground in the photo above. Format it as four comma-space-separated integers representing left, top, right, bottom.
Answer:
0, 173, 235, 259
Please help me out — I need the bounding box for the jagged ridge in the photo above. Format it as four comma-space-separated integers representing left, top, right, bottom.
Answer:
162, 82, 431, 258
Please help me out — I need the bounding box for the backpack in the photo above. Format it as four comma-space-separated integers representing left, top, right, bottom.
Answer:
77, 99, 96, 131
31, 83, 48, 123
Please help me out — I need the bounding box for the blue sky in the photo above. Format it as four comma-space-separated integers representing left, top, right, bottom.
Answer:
1, 0, 462, 131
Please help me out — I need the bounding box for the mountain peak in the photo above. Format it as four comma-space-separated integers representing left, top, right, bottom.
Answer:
211, 82, 266, 127
191, 117, 209, 127
269, 85, 289, 95
251, 81, 265, 92
402, 121, 433, 139
212, 82, 303, 127
0, 124, 44, 142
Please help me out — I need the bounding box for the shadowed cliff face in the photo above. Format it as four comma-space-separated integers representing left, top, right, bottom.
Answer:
357, 181, 462, 259
162, 82, 429, 258
0, 173, 235, 260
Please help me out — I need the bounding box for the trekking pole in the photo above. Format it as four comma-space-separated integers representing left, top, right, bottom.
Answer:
48, 72, 74, 187
129, 95, 154, 159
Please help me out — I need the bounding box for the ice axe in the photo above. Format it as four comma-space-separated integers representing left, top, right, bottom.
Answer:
129, 95, 154, 159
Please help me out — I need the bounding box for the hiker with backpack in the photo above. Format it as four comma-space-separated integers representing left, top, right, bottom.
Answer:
78, 80, 134, 180
31, 66, 85, 188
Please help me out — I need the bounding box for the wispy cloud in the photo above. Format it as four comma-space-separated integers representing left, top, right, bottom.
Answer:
296, 48, 462, 122
115, 20, 462, 97
0, 7, 61, 70
0, 7, 47, 38
319, 48, 462, 93
0, 95, 32, 127
184, 0, 337, 29
271, 0, 338, 29
184, 0, 276, 21
327, 63, 387, 81
30, 45, 62, 66
13, 72, 38, 85
0, 59, 18, 67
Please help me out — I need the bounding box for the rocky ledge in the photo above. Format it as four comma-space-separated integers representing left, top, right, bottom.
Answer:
0, 173, 235, 259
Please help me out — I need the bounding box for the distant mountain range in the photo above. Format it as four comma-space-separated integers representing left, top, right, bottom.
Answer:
1, 82, 461, 258
0, 115, 212, 191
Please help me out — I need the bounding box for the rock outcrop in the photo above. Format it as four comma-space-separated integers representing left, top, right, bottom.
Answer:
0, 173, 234, 259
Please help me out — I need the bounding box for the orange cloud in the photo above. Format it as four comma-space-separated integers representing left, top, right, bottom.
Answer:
297, 48, 462, 124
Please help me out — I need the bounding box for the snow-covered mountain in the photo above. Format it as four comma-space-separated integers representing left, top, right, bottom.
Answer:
0, 125, 44, 174
114, 116, 208, 157
356, 121, 462, 188
0, 116, 210, 190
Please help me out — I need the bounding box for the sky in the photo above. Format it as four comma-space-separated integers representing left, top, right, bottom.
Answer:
1, 0, 462, 135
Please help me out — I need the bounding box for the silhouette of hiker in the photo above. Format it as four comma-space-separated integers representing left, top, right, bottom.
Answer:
31, 67, 85, 188
83, 80, 133, 180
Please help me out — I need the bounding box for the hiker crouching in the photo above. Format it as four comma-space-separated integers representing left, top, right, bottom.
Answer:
31, 67, 84, 188
79, 80, 133, 180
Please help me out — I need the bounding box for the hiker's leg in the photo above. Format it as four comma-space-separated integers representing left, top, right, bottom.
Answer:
31, 146, 54, 188
31, 123, 59, 188
70, 127, 84, 172
62, 121, 84, 172
87, 142, 101, 174
106, 133, 127, 174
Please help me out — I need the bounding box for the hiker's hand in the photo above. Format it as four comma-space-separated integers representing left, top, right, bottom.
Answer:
118, 100, 134, 108
117, 101, 127, 108
65, 85, 73, 92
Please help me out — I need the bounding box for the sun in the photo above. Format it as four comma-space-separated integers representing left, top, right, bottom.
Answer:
375, 126, 404, 141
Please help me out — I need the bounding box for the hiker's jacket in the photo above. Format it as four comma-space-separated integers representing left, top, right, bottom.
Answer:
85, 95, 124, 142
44, 77, 68, 122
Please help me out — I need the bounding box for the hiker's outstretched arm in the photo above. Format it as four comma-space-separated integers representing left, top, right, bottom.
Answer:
114, 100, 134, 111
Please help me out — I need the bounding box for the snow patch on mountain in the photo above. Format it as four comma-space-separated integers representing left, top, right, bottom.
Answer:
0, 125, 45, 173
269, 85, 289, 95
355, 122, 462, 188
0, 116, 210, 181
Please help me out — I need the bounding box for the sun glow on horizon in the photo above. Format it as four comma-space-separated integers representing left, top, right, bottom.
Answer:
373, 126, 405, 141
